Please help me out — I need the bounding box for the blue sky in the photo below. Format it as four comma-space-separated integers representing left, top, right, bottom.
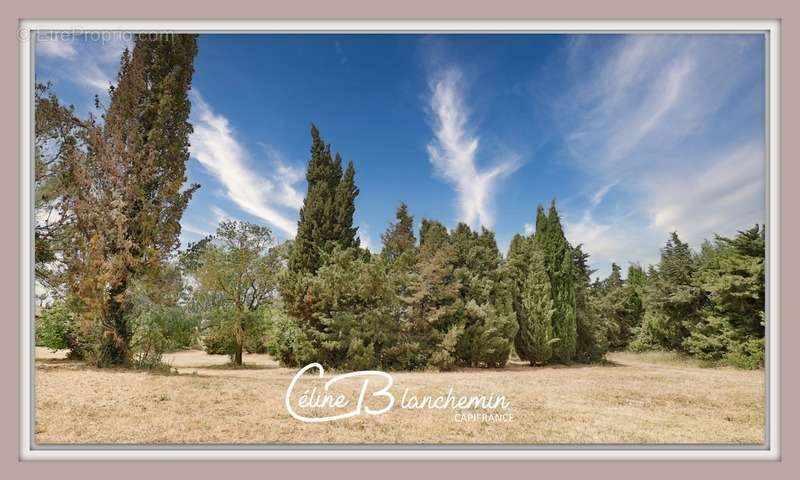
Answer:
35, 33, 766, 278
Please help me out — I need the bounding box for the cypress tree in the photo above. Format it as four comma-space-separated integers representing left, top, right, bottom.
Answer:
334, 157, 360, 250
573, 244, 607, 362
515, 245, 554, 365
65, 34, 199, 366
289, 125, 359, 274
534, 201, 577, 363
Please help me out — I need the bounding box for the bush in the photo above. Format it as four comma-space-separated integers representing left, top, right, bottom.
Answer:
428, 323, 463, 371
36, 301, 73, 351
723, 337, 764, 370
202, 307, 271, 361
264, 309, 316, 367
129, 305, 198, 368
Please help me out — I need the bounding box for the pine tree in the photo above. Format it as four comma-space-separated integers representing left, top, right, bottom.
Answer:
64, 34, 199, 366
381, 202, 416, 264
631, 231, 703, 351
683, 226, 765, 366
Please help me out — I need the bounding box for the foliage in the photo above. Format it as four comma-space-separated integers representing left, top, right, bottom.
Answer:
280, 246, 405, 369
189, 221, 282, 365
35, 301, 74, 351
630, 227, 765, 368
573, 245, 608, 362
288, 125, 360, 275
61, 34, 199, 366
535, 202, 577, 362
507, 235, 554, 365
34, 83, 84, 293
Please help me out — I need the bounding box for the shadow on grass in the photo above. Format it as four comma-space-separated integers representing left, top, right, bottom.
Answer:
183, 362, 277, 371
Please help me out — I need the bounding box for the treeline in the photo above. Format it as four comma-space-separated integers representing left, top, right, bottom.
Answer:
34, 34, 765, 370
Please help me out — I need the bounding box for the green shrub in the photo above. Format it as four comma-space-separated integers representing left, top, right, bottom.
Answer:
129, 305, 197, 368
428, 323, 463, 371
265, 309, 316, 367
722, 337, 764, 370
202, 307, 271, 360
35, 301, 73, 350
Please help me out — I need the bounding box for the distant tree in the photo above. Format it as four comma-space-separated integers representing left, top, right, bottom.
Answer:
192, 221, 281, 366
631, 232, 704, 352
381, 202, 417, 265
63, 34, 199, 366
683, 226, 765, 367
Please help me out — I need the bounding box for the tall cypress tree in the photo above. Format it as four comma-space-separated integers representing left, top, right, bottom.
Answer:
65, 34, 199, 366
289, 125, 359, 274
334, 158, 360, 249
514, 243, 554, 365
573, 244, 607, 362
534, 201, 577, 362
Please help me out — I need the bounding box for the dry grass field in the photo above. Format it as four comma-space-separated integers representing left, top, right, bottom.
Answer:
34, 348, 765, 445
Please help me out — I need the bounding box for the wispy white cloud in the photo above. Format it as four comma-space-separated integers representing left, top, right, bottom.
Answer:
523, 223, 536, 235
35, 35, 77, 59
590, 181, 617, 208
36, 33, 131, 95
556, 35, 765, 274
564, 211, 659, 277
189, 93, 303, 237
358, 223, 374, 252
643, 142, 764, 244
181, 222, 212, 238
210, 205, 233, 225
426, 68, 521, 229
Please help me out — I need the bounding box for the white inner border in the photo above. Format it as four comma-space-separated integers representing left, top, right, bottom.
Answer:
18, 19, 781, 461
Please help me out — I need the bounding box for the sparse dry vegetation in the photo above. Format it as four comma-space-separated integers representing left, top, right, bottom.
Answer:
35, 348, 764, 444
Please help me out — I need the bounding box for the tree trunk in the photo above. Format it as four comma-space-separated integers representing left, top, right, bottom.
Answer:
100, 280, 130, 367
234, 341, 243, 366
233, 307, 244, 366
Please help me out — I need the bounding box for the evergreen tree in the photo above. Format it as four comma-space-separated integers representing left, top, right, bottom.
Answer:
381, 202, 416, 265
408, 220, 461, 370
449, 224, 517, 367
334, 158, 360, 249
288, 125, 358, 274
683, 226, 765, 367
631, 232, 704, 351
573, 245, 607, 362
64, 34, 199, 366
34, 83, 85, 294
514, 246, 554, 365
535, 201, 577, 362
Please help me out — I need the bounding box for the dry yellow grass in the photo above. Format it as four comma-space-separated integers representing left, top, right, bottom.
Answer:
34, 348, 764, 445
